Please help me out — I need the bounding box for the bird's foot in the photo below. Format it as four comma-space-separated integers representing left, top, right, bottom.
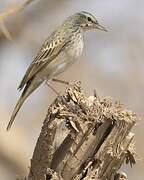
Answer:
52, 78, 69, 85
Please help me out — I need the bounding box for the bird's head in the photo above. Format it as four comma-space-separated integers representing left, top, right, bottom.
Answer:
72, 11, 107, 32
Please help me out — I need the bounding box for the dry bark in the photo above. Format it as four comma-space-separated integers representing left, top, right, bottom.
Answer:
28, 82, 137, 180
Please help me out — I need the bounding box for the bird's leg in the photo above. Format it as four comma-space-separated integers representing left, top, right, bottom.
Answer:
45, 81, 60, 95
52, 78, 69, 85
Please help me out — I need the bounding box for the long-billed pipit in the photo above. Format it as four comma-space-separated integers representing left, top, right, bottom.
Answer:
6, 11, 107, 131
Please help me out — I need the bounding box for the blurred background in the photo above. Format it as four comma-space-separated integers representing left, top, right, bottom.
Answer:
0, 0, 144, 179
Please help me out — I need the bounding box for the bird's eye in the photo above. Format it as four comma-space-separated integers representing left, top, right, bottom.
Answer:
87, 17, 92, 22
95, 20, 98, 24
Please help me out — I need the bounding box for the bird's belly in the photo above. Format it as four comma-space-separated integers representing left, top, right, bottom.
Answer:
38, 52, 76, 80
51, 52, 77, 76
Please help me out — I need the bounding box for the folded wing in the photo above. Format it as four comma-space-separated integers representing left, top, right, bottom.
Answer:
18, 32, 69, 90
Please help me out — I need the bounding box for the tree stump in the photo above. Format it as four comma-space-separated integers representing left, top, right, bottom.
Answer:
28, 82, 137, 180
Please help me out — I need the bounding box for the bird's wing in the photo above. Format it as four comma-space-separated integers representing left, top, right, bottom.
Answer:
18, 33, 69, 90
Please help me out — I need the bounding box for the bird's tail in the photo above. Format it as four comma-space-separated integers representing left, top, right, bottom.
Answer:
6, 78, 43, 131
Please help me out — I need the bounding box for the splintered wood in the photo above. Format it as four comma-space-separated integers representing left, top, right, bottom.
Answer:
28, 82, 137, 180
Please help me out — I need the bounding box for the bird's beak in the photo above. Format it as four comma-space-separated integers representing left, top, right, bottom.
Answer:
95, 23, 107, 32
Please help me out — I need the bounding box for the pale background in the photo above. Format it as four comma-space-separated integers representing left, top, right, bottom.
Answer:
0, 0, 144, 179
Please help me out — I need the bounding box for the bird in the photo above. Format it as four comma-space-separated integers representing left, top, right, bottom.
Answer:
6, 11, 107, 131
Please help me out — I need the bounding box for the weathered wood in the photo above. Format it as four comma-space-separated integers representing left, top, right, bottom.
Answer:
28, 82, 137, 180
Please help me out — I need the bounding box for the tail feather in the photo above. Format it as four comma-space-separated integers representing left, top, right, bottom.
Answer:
6, 78, 43, 131
6, 97, 26, 131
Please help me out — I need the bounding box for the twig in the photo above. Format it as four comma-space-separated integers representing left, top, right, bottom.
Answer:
0, 0, 36, 39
